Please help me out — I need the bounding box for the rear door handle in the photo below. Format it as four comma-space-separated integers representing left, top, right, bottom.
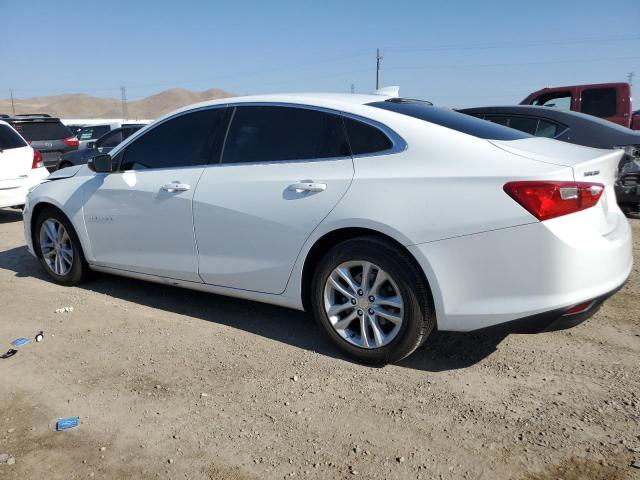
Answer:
288, 182, 326, 193
161, 182, 191, 193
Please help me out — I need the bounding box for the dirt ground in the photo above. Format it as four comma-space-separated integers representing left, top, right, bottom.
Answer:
0, 208, 638, 480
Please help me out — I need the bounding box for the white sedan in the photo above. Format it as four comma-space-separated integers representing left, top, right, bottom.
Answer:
22, 92, 632, 364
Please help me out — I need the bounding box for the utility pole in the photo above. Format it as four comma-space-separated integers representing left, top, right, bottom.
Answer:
120, 85, 128, 120
350, 83, 355, 94
375, 48, 382, 90
627, 71, 635, 86
9, 89, 15, 115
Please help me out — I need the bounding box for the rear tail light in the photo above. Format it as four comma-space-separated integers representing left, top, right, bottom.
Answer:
32, 150, 43, 169
63, 136, 79, 147
503, 181, 604, 221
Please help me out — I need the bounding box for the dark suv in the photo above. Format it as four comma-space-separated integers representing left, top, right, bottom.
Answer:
0, 114, 78, 171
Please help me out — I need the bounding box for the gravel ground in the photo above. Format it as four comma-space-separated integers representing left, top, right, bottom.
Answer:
0, 208, 638, 480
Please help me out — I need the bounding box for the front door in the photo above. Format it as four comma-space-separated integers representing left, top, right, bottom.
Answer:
82, 107, 228, 282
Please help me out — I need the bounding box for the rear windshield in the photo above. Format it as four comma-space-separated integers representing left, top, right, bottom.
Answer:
368, 99, 531, 141
11, 121, 72, 141
0, 124, 28, 150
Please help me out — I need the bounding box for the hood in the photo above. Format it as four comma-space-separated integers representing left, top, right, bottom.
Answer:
47, 164, 84, 180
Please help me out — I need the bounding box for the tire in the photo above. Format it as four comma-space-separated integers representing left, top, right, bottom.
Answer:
59, 162, 73, 170
311, 236, 435, 365
34, 207, 88, 286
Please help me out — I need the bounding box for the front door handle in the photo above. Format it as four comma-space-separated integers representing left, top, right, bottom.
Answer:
161, 182, 191, 193
288, 182, 326, 193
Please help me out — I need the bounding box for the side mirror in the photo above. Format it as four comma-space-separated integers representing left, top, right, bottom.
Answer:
87, 154, 112, 173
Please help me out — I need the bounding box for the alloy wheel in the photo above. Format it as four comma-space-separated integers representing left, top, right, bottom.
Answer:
323, 261, 404, 349
39, 219, 74, 276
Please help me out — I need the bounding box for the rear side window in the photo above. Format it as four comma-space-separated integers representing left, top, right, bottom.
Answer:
369, 100, 530, 140
0, 124, 27, 150
79, 125, 110, 140
342, 117, 392, 155
483, 115, 509, 126
222, 106, 350, 164
120, 108, 227, 170
12, 121, 72, 141
535, 120, 561, 138
581, 88, 617, 118
507, 117, 538, 135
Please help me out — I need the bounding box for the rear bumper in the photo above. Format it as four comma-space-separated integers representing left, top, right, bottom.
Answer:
472, 282, 625, 334
0, 168, 49, 208
407, 208, 633, 332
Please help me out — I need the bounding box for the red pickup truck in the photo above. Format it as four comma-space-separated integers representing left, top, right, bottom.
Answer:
520, 82, 640, 130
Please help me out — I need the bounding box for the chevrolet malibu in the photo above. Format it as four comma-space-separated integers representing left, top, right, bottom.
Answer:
23, 92, 633, 364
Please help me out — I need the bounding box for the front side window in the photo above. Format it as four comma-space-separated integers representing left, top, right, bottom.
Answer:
581, 88, 617, 118
483, 115, 509, 126
530, 91, 572, 110
0, 124, 27, 150
222, 106, 350, 164
120, 108, 227, 170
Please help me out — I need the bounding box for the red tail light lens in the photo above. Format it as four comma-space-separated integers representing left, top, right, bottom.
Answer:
32, 150, 43, 169
63, 136, 79, 147
504, 181, 604, 221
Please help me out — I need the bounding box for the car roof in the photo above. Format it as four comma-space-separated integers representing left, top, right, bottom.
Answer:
459, 105, 640, 147
164, 92, 395, 118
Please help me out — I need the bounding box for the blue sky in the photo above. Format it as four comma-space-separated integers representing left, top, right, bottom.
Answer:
1, 0, 639, 107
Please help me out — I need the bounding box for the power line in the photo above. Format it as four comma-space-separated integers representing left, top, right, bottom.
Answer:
383, 34, 640, 54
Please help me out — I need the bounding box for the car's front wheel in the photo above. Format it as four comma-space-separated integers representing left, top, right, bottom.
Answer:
311, 236, 435, 365
34, 208, 88, 285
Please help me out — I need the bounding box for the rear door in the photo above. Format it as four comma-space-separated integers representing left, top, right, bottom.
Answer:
0, 123, 32, 185
193, 104, 354, 294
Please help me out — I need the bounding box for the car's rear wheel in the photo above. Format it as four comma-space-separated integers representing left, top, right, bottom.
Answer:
311, 236, 435, 365
59, 161, 73, 170
34, 208, 88, 285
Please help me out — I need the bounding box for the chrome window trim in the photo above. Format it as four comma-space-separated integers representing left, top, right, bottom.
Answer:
109, 101, 408, 171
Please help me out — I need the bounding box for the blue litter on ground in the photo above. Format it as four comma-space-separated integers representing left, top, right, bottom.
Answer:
56, 417, 79, 431
10, 337, 31, 347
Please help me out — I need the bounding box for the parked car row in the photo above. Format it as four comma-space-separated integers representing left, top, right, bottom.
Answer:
0, 119, 49, 209
21, 91, 632, 364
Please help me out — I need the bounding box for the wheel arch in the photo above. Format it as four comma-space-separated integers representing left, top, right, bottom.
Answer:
299, 227, 436, 318
30, 201, 89, 260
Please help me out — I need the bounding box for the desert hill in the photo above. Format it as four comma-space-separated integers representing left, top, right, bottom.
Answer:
0, 87, 235, 120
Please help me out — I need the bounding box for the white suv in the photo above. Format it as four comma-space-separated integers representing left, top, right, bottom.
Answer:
0, 120, 49, 209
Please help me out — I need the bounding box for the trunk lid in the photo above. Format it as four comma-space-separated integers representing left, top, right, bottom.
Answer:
490, 137, 622, 235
